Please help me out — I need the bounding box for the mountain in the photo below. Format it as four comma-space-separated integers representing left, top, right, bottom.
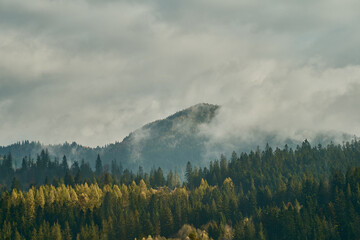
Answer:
0, 103, 354, 175
0, 103, 220, 173
102, 103, 219, 172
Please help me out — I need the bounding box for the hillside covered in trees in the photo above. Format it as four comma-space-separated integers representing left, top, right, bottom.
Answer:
0, 103, 352, 177
0, 103, 220, 174
1, 139, 360, 239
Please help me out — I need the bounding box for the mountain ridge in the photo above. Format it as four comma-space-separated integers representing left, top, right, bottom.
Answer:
0, 103, 220, 173
0, 103, 355, 174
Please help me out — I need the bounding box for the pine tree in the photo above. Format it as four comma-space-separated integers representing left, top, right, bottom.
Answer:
95, 154, 103, 176
26, 189, 36, 223
11, 177, 21, 191
64, 171, 75, 186
1, 221, 12, 240
186, 161, 193, 186
14, 230, 22, 240
258, 222, 266, 240
63, 222, 72, 240
35, 187, 45, 208
62, 155, 69, 172
51, 223, 63, 240
31, 229, 38, 240
161, 204, 174, 237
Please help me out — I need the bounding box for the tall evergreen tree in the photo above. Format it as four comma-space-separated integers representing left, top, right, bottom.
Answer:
95, 154, 103, 176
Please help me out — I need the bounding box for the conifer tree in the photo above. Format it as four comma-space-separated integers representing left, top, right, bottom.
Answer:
14, 230, 22, 240
95, 154, 103, 176
51, 223, 63, 240
63, 222, 72, 240
26, 189, 36, 223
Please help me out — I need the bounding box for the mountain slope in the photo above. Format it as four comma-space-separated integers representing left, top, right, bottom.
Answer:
0, 103, 354, 174
102, 103, 220, 172
0, 103, 220, 173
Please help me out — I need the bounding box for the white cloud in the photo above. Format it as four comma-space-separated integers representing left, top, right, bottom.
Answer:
0, 0, 359, 147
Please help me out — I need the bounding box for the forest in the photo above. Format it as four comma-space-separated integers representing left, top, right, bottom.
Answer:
1, 139, 360, 239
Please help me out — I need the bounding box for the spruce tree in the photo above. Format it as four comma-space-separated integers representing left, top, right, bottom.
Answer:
95, 154, 103, 176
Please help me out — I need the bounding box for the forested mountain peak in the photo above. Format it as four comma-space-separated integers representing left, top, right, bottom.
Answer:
105, 103, 220, 172
122, 103, 219, 143
0, 103, 220, 173
0, 103, 354, 175
128, 103, 219, 135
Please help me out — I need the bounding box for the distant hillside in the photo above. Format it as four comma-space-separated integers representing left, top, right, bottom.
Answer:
102, 103, 219, 172
0, 103, 220, 173
0, 140, 98, 168
0, 103, 354, 174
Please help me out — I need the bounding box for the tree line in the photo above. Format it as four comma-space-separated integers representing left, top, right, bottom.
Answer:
0, 151, 180, 191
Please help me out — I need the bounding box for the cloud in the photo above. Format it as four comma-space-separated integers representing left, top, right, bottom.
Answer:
0, 0, 359, 147
197, 62, 360, 159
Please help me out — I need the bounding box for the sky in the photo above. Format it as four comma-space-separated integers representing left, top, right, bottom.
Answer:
0, 0, 360, 147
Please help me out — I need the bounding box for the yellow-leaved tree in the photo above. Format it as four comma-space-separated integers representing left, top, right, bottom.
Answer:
26, 189, 36, 223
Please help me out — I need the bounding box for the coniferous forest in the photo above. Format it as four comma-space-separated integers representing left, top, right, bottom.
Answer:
1, 140, 360, 239
2, 0, 360, 238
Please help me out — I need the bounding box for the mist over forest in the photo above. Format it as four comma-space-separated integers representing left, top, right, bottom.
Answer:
0, 103, 355, 176
2, 0, 360, 239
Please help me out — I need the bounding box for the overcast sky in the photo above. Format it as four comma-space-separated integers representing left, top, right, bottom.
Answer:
1, 0, 360, 147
